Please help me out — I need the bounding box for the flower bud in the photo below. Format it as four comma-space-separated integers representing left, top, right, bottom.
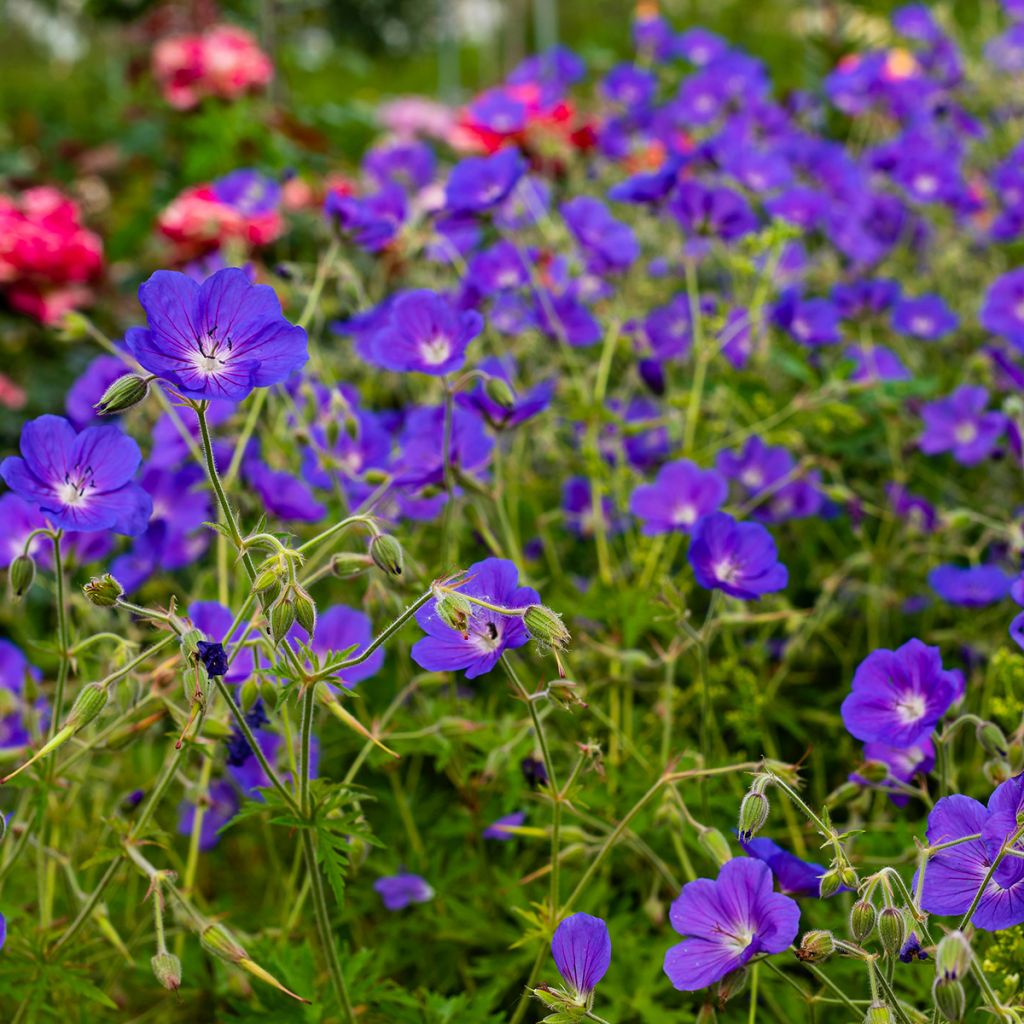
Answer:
484, 376, 516, 410
935, 931, 971, 981
864, 1002, 893, 1024
9, 553, 36, 598
434, 590, 473, 634
717, 966, 748, 1003
737, 791, 770, 842
96, 373, 151, 415
857, 760, 890, 783
797, 930, 835, 963
819, 869, 843, 899
151, 951, 182, 990
83, 573, 124, 607
269, 594, 297, 645
983, 758, 1014, 786
932, 977, 965, 1022
200, 922, 247, 964
878, 907, 906, 959
523, 605, 572, 651
369, 533, 404, 577
976, 721, 1008, 758
67, 682, 109, 731
239, 679, 260, 714
330, 552, 371, 578
698, 827, 733, 867
840, 865, 859, 889
850, 899, 877, 943
293, 586, 317, 636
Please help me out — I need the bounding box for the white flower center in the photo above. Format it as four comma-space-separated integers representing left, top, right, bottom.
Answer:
910, 316, 932, 334
954, 421, 978, 445
713, 559, 740, 583
741, 468, 764, 489
896, 693, 927, 723
672, 503, 698, 526
421, 334, 453, 366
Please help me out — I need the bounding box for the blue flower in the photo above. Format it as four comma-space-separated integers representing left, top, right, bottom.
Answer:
688, 512, 788, 600
445, 149, 526, 214
551, 913, 611, 999
374, 873, 434, 911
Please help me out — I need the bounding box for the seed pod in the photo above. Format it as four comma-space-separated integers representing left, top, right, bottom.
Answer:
935, 931, 971, 981
151, 951, 182, 990
976, 721, 1008, 758
200, 922, 247, 964
857, 760, 890, 783
864, 1001, 893, 1024
523, 604, 571, 651
878, 907, 906, 959
717, 966, 748, 1003
67, 682, 109, 731
697, 827, 732, 867
9, 553, 36, 599
484, 375, 516, 410
96, 373, 151, 415
83, 573, 124, 607
797, 930, 835, 963
983, 758, 1013, 786
737, 791, 770, 842
434, 590, 473, 633
369, 533, 404, 577
840, 865, 859, 889
932, 977, 966, 1022
850, 899, 877, 943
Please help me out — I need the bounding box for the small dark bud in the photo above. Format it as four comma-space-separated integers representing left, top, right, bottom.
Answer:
797, 929, 835, 963
369, 533, 404, 577
697, 827, 733, 867
196, 641, 229, 678
151, 951, 182, 990
737, 791, 770, 842
932, 977, 965, 1022
899, 931, 927, 963
521, 754, 548, 789
850, 899, 877, 943
523, 604, 571, 650
935, 931, 971, 980
83, 573, 124, 607
878, 907, 907, 959
484, 375, 516, 410
976, 721, 1008, 758
9, 553, 36, 598
96, 373, 151, 415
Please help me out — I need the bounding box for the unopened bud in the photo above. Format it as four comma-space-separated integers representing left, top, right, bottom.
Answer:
269, 594, 297, 644
935, 931, 971, 981
434, 590, 473, 633
96, 373, 151, 415
67, 682, 109, 731
239, 679, 260, 714
717, 966, 748, 1003
737, 791, 770, 842
864, 1002, 893, 1024
932, 977, 965, 1022
850, 899, 877, 943
83, 573, 124, 607
9, 553, 36, 598
369, 533, 404, 577
857, 760, 890, 783
819, 869, 843, 899
484, 376, 516, 410
797, 929, 835, 963
976, 721, 1008, 758
698, 827, 733, 867
983, 758, 1014, 786
200, 922, 247, 964
840, 865, 859, 889
523, 604, 571, 651
330, 552, 371, 578
878, 907, 906, 959
293, 586, 317, 636
151, 951, 182, 990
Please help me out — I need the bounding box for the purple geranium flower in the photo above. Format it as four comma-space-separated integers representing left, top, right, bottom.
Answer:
411, 558, 540, 679
887, 483, 938, 532
456, 356, 554, 429
483, 810, 526, 840
892, 295, 957, 340
561, 196, 639, 274
551, 913, 612, 1000
663, 858, 800, 991
65, 354, 127, 428
189, 601, 254, 686
445, 149, 526, 214
928, 564, 1014, 607
374, 873, 434, 911
325, 183, 407, 252
846, 345, 910, 384
125, 268, 307, 400
716, 437, 792, 495
688, 512, 788, 600
644, 295, 693, 361
310, 605, 384, 689
981, 267, 1024, 348
177, 780, 240, 851
851, 739, 935, 807
212, 169, 281, 216
740, 838, 830, 899
840, 638, 961, 748
366, 290, 483, 375
1, 415, 151, 535
629, 460, 727, 535
919, 776, 1024, 931
918, 387, 1007, 466
670, 181, 757, 242
0, 639, 42, 751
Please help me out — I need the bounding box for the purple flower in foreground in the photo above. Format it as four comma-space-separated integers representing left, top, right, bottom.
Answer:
928, 564, 1013, 607
411, 558, 539, 679
374, 873, 434, 911
125, 268, 307, 400
740, 838, 830, 898
841, 638, 961, 748
366, 290, 483, 375
310, 605, 384, 689
919, 387, 1007, 466
919, 776, 1024, 931
629, 460, 727, 535
851, 739, 935, 807
663, 859, 800, 990
1, 415, 151, 535
688, 512, 788, 600
483, 810, 526, 840
445, 149, 526, 214
551, 913, 612, 1000
892, 295, 957, 340
189, 601, 253, 686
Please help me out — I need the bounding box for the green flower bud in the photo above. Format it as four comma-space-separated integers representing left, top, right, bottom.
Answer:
864, 1002, 893, 1024
293, 586, 317, 636
67, 682, 109, 731
82, 573, 124, 607
523, 604, 571, 651
976, 721, 1008, 758
200, 922, 247, 964
983, 758, 1013, 786
239, 679, 260, 714
797, 929, 835, 963
329, 552, 371, 578
151, 951, 182, 990
369, 533, 404, 577
179, 628, 203, 660
697, 826, 733, 867
878, 907, 906, 959
935, 931, 971, 981
484, 375, 516, 410
434, 591, 473, 634
850, 899, 877, 943
857, 760, 890, 783
95, 373, 151, 415
840, 865, 859, 889
695, 1004, 718, 1024
259, 679, 280, 711
737, 791, 770, 842
818, 869, 843, 899
9, 553, 36, 599
932, 977, 965, 1022
269, 594, 297, 645
717, 966, 748, 1003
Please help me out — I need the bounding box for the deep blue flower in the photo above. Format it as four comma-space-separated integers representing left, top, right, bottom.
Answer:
688, 512, 788, 600
196, 641, 229, 677
551, 913, 612, 1000
189, 601, 253, 686
125, 268, 307, 400
845, 344, 910, 383
325, 183, 407, 251
445, 149, 526, 214
177, 780, 239, 851
629, 460, 727, 535
561, 196, 639, 274
212, 169, 281, 216
740, 837, 831, 898
0, 639, 42, 752
892, 294, 957, 340
309, 605, 385, 689
456, 356, 554, 429
919, 387, 1007, 466
928, 564, 1014, 607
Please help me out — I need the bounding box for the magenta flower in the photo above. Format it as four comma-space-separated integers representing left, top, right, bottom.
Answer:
688, 512, 788, 600
125, 268, 307, 400
663, 859, 800, 990
1, 415, 151, 535
551, 913, 612, 1000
